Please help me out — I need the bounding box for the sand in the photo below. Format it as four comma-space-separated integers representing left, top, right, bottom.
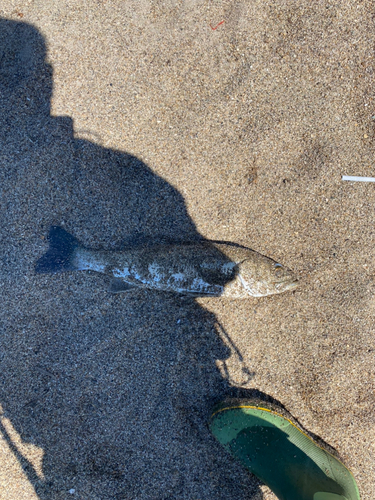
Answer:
0, 1, 374, 498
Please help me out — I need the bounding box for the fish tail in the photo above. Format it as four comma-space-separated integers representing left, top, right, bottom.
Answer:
35, 226, 80, 273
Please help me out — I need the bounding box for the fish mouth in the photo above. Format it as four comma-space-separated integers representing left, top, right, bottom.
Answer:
275, 279, 299, 292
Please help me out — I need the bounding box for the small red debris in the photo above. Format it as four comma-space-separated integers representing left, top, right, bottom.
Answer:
210, 20, 225, 30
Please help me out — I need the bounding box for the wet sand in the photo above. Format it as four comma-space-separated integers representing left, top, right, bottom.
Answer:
0, 1, 374, 499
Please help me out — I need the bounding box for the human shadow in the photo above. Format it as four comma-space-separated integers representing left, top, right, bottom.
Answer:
0, 19, 263, 499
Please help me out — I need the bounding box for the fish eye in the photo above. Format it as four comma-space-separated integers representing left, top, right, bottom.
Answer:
273, 263, 284, 278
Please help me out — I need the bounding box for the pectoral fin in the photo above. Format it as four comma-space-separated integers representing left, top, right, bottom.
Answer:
108, 278, 137, 293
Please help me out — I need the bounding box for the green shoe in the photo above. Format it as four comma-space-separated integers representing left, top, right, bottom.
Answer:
209, 398, 360, 500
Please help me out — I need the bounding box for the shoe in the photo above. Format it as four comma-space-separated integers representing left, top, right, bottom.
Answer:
209, 398, 360, 500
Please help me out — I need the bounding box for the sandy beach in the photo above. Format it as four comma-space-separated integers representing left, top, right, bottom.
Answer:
0, 1, 374, 498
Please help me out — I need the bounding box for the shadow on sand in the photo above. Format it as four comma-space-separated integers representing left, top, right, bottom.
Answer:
0, 19, 271, 499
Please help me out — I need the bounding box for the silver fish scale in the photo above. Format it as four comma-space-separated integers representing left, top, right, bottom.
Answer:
110, 244, 235, 295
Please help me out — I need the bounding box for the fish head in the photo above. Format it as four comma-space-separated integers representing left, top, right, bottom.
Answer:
238, 257, 299, 297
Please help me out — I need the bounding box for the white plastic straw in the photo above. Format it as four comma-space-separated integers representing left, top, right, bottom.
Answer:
342, 176, 375, 182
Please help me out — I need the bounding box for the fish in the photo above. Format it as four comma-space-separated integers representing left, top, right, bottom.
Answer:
35, 226, 298, 298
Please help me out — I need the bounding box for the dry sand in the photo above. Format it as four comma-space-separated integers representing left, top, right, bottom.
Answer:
0, 1, 374, 499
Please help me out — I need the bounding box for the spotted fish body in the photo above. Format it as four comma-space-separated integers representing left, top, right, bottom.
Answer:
35, 227, 298, 298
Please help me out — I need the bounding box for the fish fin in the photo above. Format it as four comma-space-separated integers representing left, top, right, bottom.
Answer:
207, 239, 253, 250
177, 287, 223, 298
108, 278, 137, 293
120, 233, 204, 249
35, 226, 79, 273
